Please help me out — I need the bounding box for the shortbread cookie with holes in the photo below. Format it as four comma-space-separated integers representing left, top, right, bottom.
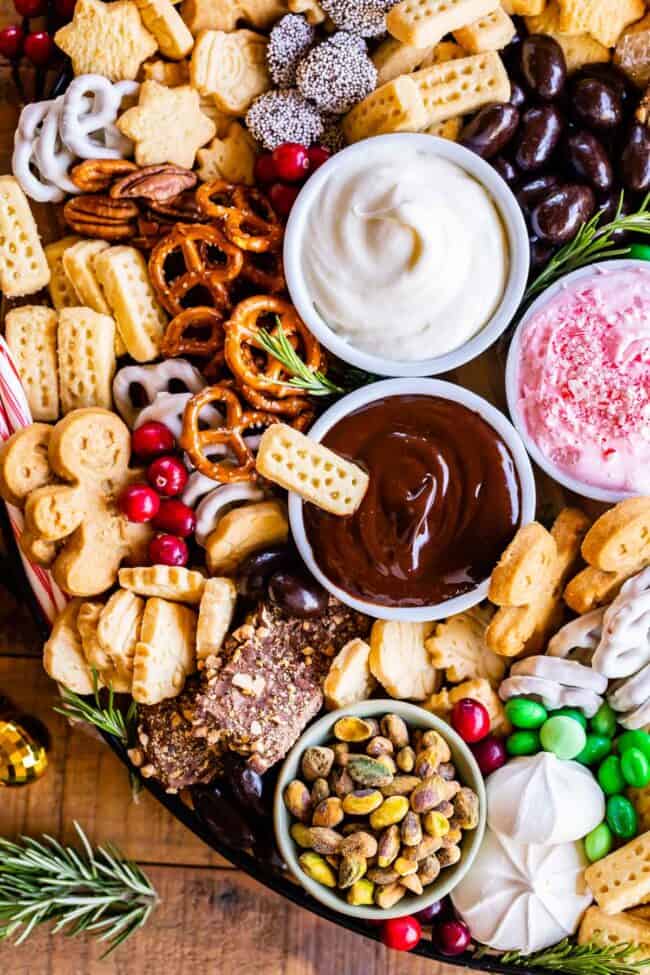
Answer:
57, 307, 116, 413
387, 0, 500, 47
5, 306, 60, 421
44, 236, 81, 310
0, 176, 50, 297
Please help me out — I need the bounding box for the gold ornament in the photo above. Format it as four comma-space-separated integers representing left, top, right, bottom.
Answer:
0, 718, 48, 787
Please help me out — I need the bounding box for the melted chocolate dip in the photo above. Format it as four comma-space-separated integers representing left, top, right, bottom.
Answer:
304, 395, 521, 607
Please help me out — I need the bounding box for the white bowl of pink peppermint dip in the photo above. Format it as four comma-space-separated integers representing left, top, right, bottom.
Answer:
506, 260, 650, 502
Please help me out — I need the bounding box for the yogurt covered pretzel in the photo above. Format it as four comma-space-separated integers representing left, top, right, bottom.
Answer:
12, 100, 75, 203
592, 567, 650, 679
498, 674, 604, 718
547, 607, 605, 662
113, 359, 205, 427
60, 76, 138, 160
194, 483, 266, 545
134, 391, 223, 440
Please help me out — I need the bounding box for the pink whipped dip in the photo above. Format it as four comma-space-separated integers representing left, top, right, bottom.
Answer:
516, 265, 650, 494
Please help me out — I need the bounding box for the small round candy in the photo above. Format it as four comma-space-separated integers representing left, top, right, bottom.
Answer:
540, 715, 587, 760
504, 697, 548, 729
548, 707, 588, 729
471, 735, 507, 776
506, 730, 540, 756
380, 916, 422, 952
629, 243, 650, 262
621, 747, 650, 788
576, 734, 612, 767
590, 702, 617, 738
606, 795, 638, 839
414, 901, 445, 924
584, 822, 614, 862
451, 698, 490, 743
618, 730, 650, 762
598, 755, 626, 795
433, 920, 471, 957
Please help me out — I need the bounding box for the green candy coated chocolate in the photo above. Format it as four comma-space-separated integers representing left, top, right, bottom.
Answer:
618, 730, 650, 762
506, 730, 540, 756
548, 707, 588, 729
606, 795, 638, 839
504, 698, 548, 730
584, 822, 614, 862
621, 747, 650, 788
576, 734, 612, 767
629, 243, 650, 262
590, 703, 617, 738
540, 715, 587, 760
598, 755, 626, 795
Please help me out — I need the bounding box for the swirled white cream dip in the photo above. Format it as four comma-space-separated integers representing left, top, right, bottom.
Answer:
302, 145, 509, 361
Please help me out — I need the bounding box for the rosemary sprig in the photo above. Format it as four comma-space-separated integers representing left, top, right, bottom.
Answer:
0, 822, 158, 957
475, 938, 650, 975
53, 670, 137, 747
256, 321, 344, 397
524, 191, 650, 303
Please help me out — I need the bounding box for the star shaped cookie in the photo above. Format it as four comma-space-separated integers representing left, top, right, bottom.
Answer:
196, 121, 257, 184
54, 0, 158, 82
117, 80, 217, 168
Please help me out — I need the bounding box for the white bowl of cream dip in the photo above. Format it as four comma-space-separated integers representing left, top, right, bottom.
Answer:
284, 133, 529, 377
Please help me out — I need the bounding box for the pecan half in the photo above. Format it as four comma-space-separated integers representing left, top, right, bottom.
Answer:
110, 164, 198, 203
70, 158, 138, 193
63, 195, 139, 241
146, 189, 207, 222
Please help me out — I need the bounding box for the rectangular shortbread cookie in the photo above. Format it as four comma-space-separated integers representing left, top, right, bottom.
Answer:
5, 306, 59, 421
411, 51, 510, 127
196, 577, 237, 661
342, 75, 427, 143
94, 245, 167, 362
585, 832, 650, 914
45, 236, 81, 310
0, 176, 50, 298
453, 7, 516, 52
579, 907, 650, 975
387, 0, 499, 47
57, 307, 116, 413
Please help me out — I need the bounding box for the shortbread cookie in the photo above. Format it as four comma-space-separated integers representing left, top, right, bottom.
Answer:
135, 0, 193, 59
132, 597, 197, 704
420, 40, 466, 66
43, 599, 94, 695
62, 239, 111, 314
525, 1, 611, 74
453, 6, 515, 52
196, 121, 257, 184
425, 117, 463, 139
387, 0, 499, 47
205, 500, 289, 575
190, 29, 270, 115
323, 638, 377, 711
343, 75, 427, 142
181, 0, 287, 33
119, 565, 206, 604
369, 620, 438, 700
288, 0, 324, 23
142, 58, 190, 86
487, 509, 590, 658
558, 0, 645, 49
425, 605, 506, 687
95, 588, 144, 691
0, 176, 50, 298
579, 907, 650, 972
411, 51, 510, 128
93, 245, 167, 362
565, 498, 650, 613
117, 80, 216, 168
584, 831, 650, 914
57, 307, 116, 413
427, 677, 511, 736
5, 306, 59, 421
54, 0, 158, 81
77, 600, 109, 676
372, 37, 435, 85
196, 576, 237, 661
501, 0, 545, 13
45, 236, 81, 310
256, 424, 369, 517
0, 423, 54, 507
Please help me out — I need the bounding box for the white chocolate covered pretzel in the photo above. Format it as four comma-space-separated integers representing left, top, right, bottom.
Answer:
12, 100, 71, 203
547, 607, 605, 662
194, 483, 266, 546
510, 655, 608, 695
60, 75, 138, 159
134, 391, 222, 439
592, 567, 650, 679
609, 662, 650, 713
498, 674, 604, 718
113, 358, 205, 426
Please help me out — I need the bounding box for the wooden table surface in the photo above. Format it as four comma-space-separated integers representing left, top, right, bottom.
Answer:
0, 35, 466, 975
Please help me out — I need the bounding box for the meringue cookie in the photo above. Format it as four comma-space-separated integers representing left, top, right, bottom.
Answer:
487, 753, 604, 845
451, 828, 592, 953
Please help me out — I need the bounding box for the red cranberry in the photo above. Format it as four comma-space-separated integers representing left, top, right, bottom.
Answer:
153, 498, 196, 538
118, 483, 160, 523
471, 734, 507, 776
380, 916, 422, 952
147, 455, 188, 497
54, 0, 76, 16
23, 31, 55, 66
14, 0, 46, 16
307, 145, 331, 173
149, 533, 188, 567
132, 421, 175, 460
272, 142, 309, 182
451, 697, 490, 743
254, 153, 277, 184
433, 920, 471, 957
0, 24, 24, 59
269, 182, 300, 217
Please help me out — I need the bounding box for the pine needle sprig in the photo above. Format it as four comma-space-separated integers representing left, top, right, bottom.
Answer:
0, 823, 158, 957
256, 321, 344, 397
524, 191, 650, 303
53, 670, 137, 746
476, 938, 650, 975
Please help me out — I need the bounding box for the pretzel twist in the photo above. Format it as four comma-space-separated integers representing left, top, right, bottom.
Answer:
148, 224, 242, 316
161, 306, 226, 373
196, 179, 282, 253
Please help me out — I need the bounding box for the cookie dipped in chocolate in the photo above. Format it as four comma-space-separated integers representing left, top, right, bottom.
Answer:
304, 395, 521, 608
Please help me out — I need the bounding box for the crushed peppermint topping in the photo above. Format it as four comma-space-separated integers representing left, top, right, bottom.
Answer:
245, 89, 324, 150
296, 31, 377, 115
518, 268, 650, 494
321, 0, 398, 37
267, 13, 316, 87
